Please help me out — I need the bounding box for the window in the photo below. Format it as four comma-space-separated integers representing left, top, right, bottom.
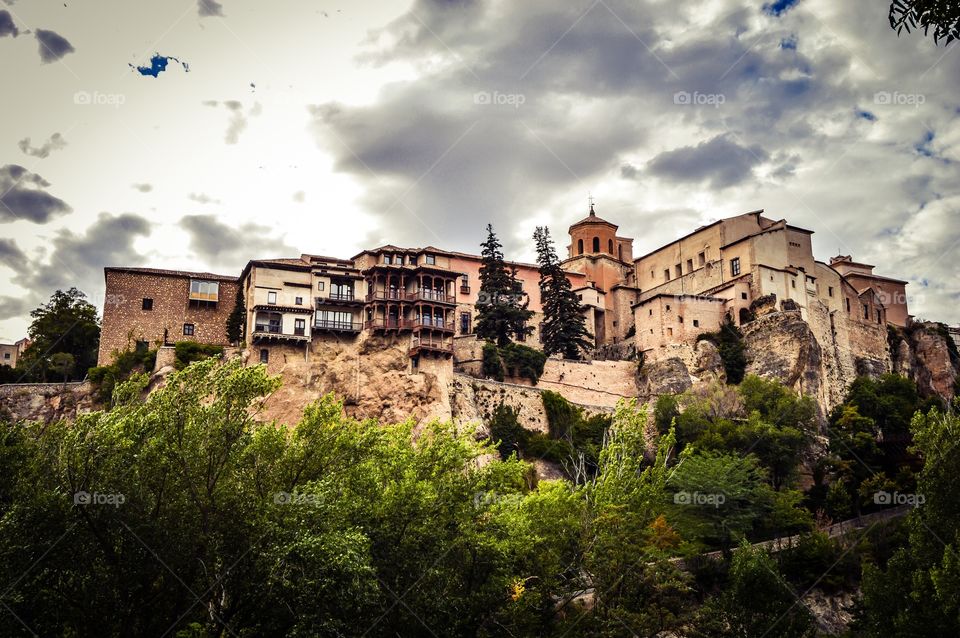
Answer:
687, 259, 693, 273
876, 309, 882, 324
592, 237, 600, 252
330, 281, 354, 301
189, 279, 219, 302
667, 327, 673, 336
693, 319, 700, 327
828, 286, 834, 297
649, 309, 653, 316
678, 316, 684, 323
295, 296, 303, 305
791, 279, 796, 289
317, 281, 325, 291
741, 292, 748, 300
267, 291, 277, 305
259, 349, 269, 363
142, 298, 153, 311
578, 239, 584, 254
730, 258, 741, 276
846, 298, 851, 313
608, 238, 614, 254
698, 252, 706, 266
650, 270, 654, 280
460, 312, 471, 335
425, 254, 436, 265
183, 323, 194, 336
863, 303, 869, 320
396, 255, 404, 265
675, 264, 682, 278
294, 318, 306, 336
578, 294, 583, 300
384, 254, 392, 265
3, 353, 10, 360
665, 304, 671, 311
410, 255, 418, 265
664, 269, 670, 282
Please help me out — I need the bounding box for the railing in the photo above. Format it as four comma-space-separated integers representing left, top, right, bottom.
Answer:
410, 337, 453, 352
412, 289, 455, 303
408, 317, 455, 331
365, 318, 402, 330
323, 291, 357, 302
255, 324, 282, 334
366, 290, 412, 302
460, 285, 471, 295
314, 319, 362, 332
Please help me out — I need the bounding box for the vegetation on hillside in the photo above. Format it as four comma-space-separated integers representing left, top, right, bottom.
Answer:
12, 288, 100, 383
0, 359, 954, 636
696, 315, 747, 383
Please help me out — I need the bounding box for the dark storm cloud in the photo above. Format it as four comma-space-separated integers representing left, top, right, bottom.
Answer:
646, 135, 769, 189
18, 132, 67, 158
4, 213, 152, 315
35, 29, 74, 63
181, 214, 295, 270
0, 165, 71, 223
0, 238, 27, 273
0, 10, 17, 37
198, 0, 224, 18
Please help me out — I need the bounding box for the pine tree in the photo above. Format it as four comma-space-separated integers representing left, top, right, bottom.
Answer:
534, 226, 593, 359
475, 224, 534, 346
226, 288, 246, 345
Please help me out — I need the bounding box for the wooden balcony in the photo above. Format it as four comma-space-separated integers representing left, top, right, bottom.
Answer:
409, 337, 454, 357
251, 326, 310, 344
316, 293, 363, 306
408, 317, 455, 333
313, 319, 362, 334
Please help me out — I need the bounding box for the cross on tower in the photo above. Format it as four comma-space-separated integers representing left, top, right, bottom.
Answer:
588, 192, 595, 214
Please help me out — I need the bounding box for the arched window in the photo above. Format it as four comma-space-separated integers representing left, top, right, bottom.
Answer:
578, 238, 584, 255
618, 245, 623, 261
608, 238, 614, 254
592, 237, 600, 253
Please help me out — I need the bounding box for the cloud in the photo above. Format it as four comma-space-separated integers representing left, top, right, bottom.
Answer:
17, 132, 67, 158
3, 213, 153, 318
187, 192, 220, 204
0, 238, 27, 273
0, 165, 72, 223
763, 0, 801, 17
198, 0, 224, 17
35, 29, 74, 63
204, 100, 261, 144
292, 191, 305, 203
645, 135, 770, 189
132, 183, 153, 193
180, 214, 295, 271
0, 10, 17, 37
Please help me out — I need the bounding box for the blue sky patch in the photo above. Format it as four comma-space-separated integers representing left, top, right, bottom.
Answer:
131, 54, 190, 78
764, 0, 801, 17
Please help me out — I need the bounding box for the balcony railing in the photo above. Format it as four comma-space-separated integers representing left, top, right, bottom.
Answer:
366, 290, 412, 302
409, 337, 453, 353
412, 289, 455, 304
408, 317, 455, 331
323, 291, 357, 302
255, 324, 282, 334
459, 285, 471, 295
365, 318, 403, 330
314, 319, 362, 332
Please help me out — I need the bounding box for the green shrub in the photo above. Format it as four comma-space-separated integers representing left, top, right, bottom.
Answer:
487, 403, 527, 460
499, 342, 547, 383
697, 316, 747, 384
481, 342, 504, 381
525, 432, 574, 464
174, 341, 224, 370
87, 346, 157, 404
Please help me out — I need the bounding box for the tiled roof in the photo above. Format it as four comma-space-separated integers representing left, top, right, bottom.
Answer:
104, 266, 238, 282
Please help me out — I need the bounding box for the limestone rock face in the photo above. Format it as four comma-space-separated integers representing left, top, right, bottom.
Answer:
891, 323, 959, 400
692, 340, 724, 380
637, 357, 692, 398
0, 382, 96, 423
742, 311, 824, 405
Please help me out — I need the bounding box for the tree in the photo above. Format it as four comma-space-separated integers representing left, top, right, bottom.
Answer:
474, 224, 534, 346
48, 352, 75, 383
533, 226, 593, 359
226, 287, 246, 345
889, 0, 960, 45
17, 288, 100, 381
697, 315, 747, 383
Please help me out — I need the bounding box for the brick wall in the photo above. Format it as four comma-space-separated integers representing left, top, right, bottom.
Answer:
98, 270, 238, 365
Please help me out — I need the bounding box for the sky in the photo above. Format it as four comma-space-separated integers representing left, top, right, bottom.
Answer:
0, 0, 958, 343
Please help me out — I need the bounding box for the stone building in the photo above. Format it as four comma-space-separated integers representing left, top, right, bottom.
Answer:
97, 267, 238, 365
829, 255, 910, 327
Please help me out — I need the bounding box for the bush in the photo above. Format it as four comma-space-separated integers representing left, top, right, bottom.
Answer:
697, 316, 747, 384
174, 341, 224, 370
481, 342, 504, 381
487, 403, 527, 460
87, 346, 157, 404
499, 342, 547, 383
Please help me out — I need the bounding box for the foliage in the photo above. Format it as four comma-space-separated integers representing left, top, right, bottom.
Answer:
474, 224, 534, 346
48, 352, 75, 382
690, 543, 816, 638
889, 0, 960, 44
480, 341, 504, 381
533, 226, 592, 359
226, 287, 246, 345
855, 409, 960, 636
697, 315, 747, 383
500, 342, 547, 383
487, 403, 528, 460
173, 340, 224, 370
16, 288, 100, 382
87, 345, 158, 404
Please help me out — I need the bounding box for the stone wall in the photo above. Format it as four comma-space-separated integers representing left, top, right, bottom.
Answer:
536, 359, 637, 407
0, 381, 94, 423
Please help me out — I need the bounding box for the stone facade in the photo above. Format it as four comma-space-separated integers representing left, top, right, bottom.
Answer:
98, 268, 239, 365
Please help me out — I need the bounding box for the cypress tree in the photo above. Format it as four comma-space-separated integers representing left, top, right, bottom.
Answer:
475, 224, 534, 346
534, 226, 593, 359
226, 288, 246, 345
